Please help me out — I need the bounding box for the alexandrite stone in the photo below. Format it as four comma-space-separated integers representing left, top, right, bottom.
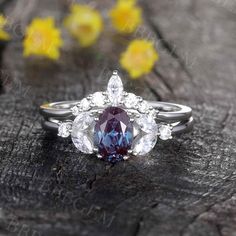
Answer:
94, 107, 133, 163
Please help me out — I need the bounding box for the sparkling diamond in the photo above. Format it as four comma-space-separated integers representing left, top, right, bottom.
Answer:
72, 113, 94, 131
136, 114, 158, 134
92, 92, 106, 106
148, 109, 157, 119
72, 132, 94, 154
138, 100, 150, 113
71, 113, 94, 153
132, 134, 157, 156
58, 122, 72, 138
71, 106, 79, 116
107, 72, 123, 105
124, 93, 139, 108
94, 107, 133, 163
159, 125, 172, 140
80, 98, 90, 111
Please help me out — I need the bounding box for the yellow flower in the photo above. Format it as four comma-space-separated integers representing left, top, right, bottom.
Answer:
64, 4, 103, 47
0, 15, 10, 41
23, 17, 63, 60
120, 39, 159, 79
109, 0, 142, 34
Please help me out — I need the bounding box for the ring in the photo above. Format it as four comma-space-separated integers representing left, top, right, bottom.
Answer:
40, 70, 193, 163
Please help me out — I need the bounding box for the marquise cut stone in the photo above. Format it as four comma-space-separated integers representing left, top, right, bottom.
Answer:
136, 114, 158, 134
132, 134, 157, 156
71, 113, 94, 153
94, 107, 133, 163
107, 73, 123, 105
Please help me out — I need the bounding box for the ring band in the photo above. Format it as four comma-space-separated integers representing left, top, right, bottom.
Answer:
40, 70, 193, 163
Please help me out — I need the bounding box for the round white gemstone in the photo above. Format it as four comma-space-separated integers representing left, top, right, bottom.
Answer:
92, 92, 105, 106
138, 101, 150, 113
148, 109, 157, 119
124, 93, 139, 108
71, 113, 94, 153
71, 106, 79, 116
132, 134, 157, 156
58, 122, 72, 138
80, 98, 90, 111
107, 73, 123, 105
159, 125, 172, 140
136, 114, 158, 134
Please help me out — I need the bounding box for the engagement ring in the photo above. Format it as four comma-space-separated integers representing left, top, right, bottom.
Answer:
40, 70, 193, 163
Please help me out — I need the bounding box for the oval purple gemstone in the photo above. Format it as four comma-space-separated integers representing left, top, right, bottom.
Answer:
94, 107, 133, 163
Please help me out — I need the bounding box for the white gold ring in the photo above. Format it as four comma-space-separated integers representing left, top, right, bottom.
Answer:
40, 70, 193, 163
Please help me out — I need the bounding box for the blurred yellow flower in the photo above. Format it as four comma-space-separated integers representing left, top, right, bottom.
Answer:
109, 0, 142, 34
64, 4, 103, 47
120, 39, 159, 79
0, 15, 10, 41
23, 17, 63, 60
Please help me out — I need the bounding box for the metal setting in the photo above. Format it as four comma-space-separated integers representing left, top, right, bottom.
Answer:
40, 71, 193, 162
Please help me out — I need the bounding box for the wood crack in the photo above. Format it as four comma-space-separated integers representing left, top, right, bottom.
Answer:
220, 104, 234, 131
132, 216, 143, 236
86, 164, 114, 190
147, 18, 193, 80
86, 174, 97, 190
216, 224, 223, 236
141, 2, 194, 81
180, 191, 236, 236
153, 68, 175, 95
7, 119, 24, 160
144, 80, 162, 101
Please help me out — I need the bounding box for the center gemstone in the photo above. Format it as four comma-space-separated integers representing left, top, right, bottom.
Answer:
94, 107, 133, 163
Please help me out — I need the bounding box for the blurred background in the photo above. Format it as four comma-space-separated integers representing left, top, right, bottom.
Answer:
0, 0, 235, 236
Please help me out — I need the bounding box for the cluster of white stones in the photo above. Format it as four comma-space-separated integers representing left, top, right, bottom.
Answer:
70, 91, 110, 117
123, 93, 139, 109
92, 92, 107, 107
58, 71, 173, 158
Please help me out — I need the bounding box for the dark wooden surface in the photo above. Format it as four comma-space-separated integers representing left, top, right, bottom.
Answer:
0, 0, 236, 235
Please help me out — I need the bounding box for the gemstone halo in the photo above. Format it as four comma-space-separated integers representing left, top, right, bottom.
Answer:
57, 70, 173, 163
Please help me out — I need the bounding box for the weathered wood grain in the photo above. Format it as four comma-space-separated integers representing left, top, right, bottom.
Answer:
0, 0, 235, 235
